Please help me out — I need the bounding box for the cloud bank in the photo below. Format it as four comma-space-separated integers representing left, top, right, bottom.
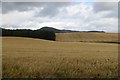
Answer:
1, 2, 118, 32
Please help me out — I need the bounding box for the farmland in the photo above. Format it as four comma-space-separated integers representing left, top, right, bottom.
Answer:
56, 32, 118, 43
2, 32, 118, 78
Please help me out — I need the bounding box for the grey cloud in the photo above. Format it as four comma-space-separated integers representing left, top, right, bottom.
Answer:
2, 2, 43, 14
104, 10, 118, 18
93, 2, 118, 18
118, 2, 120, 19
94, 2, 117, 12
0, 2, 1, 13
35, 2, 68, 17
2, 2, 70, 17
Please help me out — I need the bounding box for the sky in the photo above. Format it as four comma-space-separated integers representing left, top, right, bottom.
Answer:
0, 1, 118, 32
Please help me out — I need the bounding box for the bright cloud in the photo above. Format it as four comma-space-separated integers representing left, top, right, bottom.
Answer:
2, 10, 35, 25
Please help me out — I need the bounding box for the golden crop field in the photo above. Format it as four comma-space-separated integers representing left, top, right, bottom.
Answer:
56, 32, 118, 42
2, 33, 118, 78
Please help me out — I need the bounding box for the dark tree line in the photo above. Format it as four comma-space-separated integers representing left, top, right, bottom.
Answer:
1, 28, 56, 41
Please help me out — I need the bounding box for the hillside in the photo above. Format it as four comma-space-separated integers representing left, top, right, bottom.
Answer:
1, 27, 105, 41
2, 37, 118, 78
56, 32, 118, 43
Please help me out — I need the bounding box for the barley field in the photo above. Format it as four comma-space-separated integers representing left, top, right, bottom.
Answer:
56, 32, 118, 43
2, 34, 118, 78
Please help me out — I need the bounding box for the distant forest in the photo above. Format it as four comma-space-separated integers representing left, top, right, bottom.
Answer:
1, 27, 56, 41
0, 27, 105, 41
